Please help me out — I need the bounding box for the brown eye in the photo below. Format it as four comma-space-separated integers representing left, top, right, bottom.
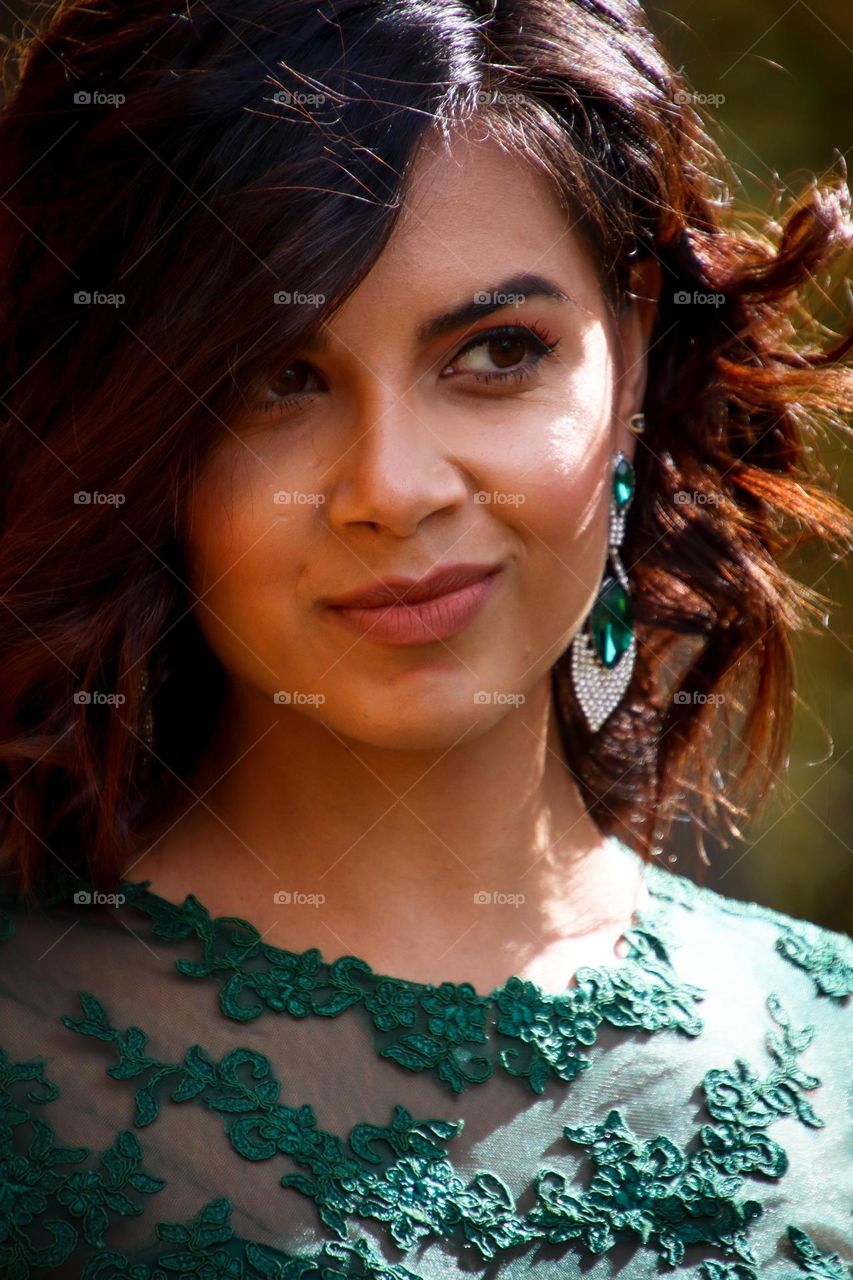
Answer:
251, 358, 324, 417
254, 360, 325, 416
484, 335, 529, 369
267, 361, 314, 398
447, 323, 560, 385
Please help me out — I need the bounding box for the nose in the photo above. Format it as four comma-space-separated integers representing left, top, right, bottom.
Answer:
326, 392, 470, 537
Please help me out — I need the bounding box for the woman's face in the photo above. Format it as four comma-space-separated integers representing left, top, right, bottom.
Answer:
181, 128, 659, 749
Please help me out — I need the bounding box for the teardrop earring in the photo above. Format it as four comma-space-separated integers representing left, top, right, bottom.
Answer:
137, 666, 155, 766
570, 450, 637, 732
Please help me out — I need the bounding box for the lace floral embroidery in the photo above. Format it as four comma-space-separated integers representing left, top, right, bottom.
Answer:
774, 923, 853, 1000
77, 1201, 848, 1280
782, 1225, 851, 1279
80, 1197, 420, 1280
0, 1051, 419, 1280
2, 866, 848, 1276
61, 995, 531, 1258
111, 879, 704, 1096
62, 989, 826, 1272
0, 1047, 165, 1280
698, 1226, 852, 1279
644, 866, 853, 1001
526, 993, 825, 1267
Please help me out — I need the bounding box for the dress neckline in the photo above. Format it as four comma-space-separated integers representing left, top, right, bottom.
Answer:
115, 835, 677, 1003
0, 843, 707, 1095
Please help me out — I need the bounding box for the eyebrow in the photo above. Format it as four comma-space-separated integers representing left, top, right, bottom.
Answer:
416, 273, 576, 344
300, 273, 576, 353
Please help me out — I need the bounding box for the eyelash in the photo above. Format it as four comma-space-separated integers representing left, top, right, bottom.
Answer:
255, 321, 561, 416
447, 320, 562, 387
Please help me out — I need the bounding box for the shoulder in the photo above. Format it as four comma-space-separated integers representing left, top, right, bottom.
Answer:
641, 860, 852, 1019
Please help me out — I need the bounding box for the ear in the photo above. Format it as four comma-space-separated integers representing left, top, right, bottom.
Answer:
613, 255, 662, 459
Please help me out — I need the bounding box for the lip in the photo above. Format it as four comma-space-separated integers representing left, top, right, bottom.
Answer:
327, 563, 504, 647
325, 562, 503, 609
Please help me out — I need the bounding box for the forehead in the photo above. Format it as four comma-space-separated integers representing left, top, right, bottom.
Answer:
323, 124, 606, 336
395, 126, 591, 271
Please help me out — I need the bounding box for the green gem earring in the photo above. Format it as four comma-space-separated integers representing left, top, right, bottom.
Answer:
570, 450, 637, 732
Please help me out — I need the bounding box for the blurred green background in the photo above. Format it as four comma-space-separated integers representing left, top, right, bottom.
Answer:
644, 2, 853, 934
1, 2, 851, 931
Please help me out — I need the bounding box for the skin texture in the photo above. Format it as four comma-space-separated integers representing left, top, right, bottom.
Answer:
130, 125, 662, 995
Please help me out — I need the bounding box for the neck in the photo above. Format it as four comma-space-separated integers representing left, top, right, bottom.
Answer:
128, 675, 645, 990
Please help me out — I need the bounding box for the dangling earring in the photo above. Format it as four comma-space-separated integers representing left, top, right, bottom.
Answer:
627, 412, 646, 435
570, 450, 637, 732
137, 666, 155, 756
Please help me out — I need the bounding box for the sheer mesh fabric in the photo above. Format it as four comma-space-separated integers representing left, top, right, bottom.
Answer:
1, 839, 851, 1279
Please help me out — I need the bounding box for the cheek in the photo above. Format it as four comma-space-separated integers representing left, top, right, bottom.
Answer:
494, 334, 614, 598
180, 453, 311, 666
511, 428, 611, 643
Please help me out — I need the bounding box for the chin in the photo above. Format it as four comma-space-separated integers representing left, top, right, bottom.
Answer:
333, 697, 504, 752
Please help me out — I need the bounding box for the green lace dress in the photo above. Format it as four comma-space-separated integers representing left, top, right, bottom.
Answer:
1, 836, 851, 1280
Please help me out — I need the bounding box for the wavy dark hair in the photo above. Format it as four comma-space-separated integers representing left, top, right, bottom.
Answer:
1, 0, 852, 899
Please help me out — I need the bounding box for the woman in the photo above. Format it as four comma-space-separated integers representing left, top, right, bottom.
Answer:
0, 1, 851, 1276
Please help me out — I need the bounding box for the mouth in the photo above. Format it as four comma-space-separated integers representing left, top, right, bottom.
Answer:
326, 564, 504, 647
326, 561, 503, 609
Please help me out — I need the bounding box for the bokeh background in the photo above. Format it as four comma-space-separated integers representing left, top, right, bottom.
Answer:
1, 1, 851, 932
644, 2, 853, 934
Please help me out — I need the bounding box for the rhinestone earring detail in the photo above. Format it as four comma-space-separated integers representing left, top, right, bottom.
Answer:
138, 667, 154, 751
570, 450, 637, 732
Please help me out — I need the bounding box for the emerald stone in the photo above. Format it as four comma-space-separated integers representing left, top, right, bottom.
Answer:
591, 577, 633, 669
612, 455, 635, 509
